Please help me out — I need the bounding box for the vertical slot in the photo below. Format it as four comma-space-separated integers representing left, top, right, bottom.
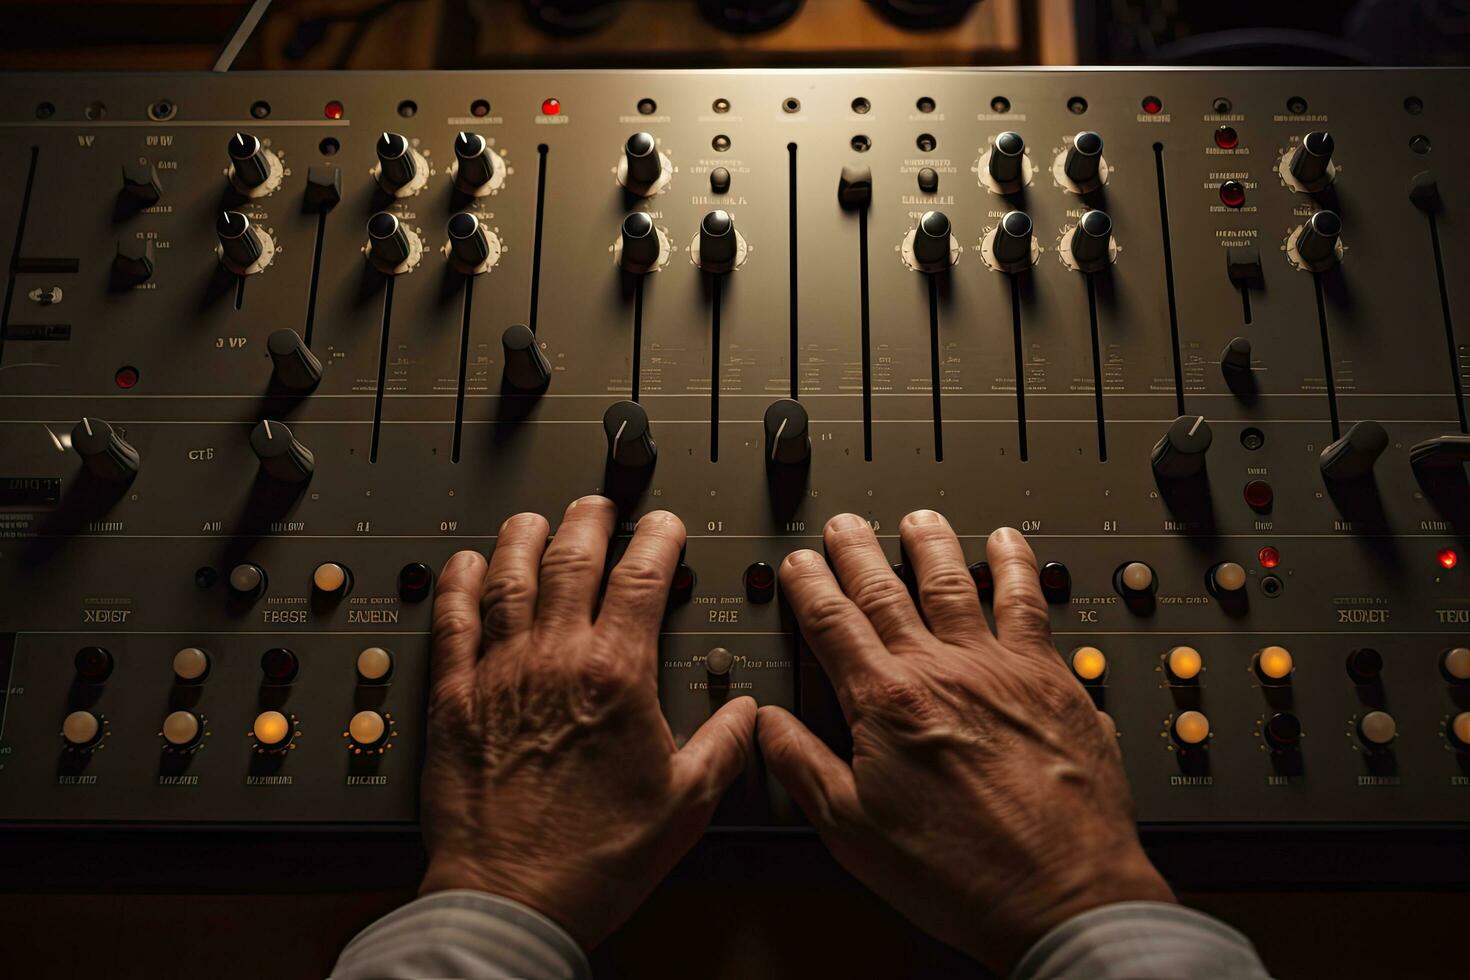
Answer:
1009, 275, 1029, 462
0, 146, 39, 367
1239, 286, 1252, 326
1152, 143, 1186, 416
710, 276, 722, 462
631, 276, 644, 403
1086, 275, 1108, 462
303, 212, 327, 346
450, 277, 474, 463
1313, 273, 1341, 441
369, 279, 395, 463
528, 144, 549, 333
1426, 212, 1469, 433
858, 210, 873, 462
787, 143, 799, 399
234, 275, 246, 311
927, 275, 944, 463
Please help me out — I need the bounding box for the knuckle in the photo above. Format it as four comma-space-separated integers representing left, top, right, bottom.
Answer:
847, 569, 911, 614
481, 575, 534, 636
539, 547, 601, 584
570, 649, 634, 707
1003, 595, 1053, 639
917, 568, 978, 611
801, 592, 858, 640
856, 675, 937, 726
608, 556, 669, 597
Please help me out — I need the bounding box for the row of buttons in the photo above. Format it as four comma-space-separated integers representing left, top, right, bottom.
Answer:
73, 645, 395, 686
60, 708, 391, 752
1066, 645, 1470, 687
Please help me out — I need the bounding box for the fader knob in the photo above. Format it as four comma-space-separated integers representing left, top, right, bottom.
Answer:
620, 211, 661, 273
267, 328, 323, 392
250, 419, 314, 484
1064, 131, 1104, 190
622, 132, 665, 196
698, 210, 738, 273
502, 324, 552, 392
1220, 337, 1252, 379
72, 417, 140, 482
112, 240, 155, 286
763, 398, 811, 466
1289, 131, 1335, 189
1151, 415, 1212, 481
121, 162, 162, 205
216, 211, 263, 271
227, 132, 274, 191
604, 400, 656, 470
988, 131, 1025, 189
1296, 211, 1342, 269
453, 132, 501, 194
367, 212, 412, 271
912, 210, 953, 272
992, 210, 1033, 271
447, 212, 492, 272
375, 132, 419, 192
1319, 420, 1388, 483
1069, 209, 1113, 272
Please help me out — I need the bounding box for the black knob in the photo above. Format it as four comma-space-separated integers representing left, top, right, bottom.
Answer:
74, 646, 115, 684
112, 240, 154, 286
620, 211, 661, 273
1297, 211, 1341, 269
604, 400, 656, 469
251, 419, 314, 484
121, 162, 162, 205
992, 210, 1033, 272
1151, 415, 1213, 481
216, 210, 263, 271
623, 132, 664, 195
376, 132, 418, 192
367, 211, 412, 271
1320, 420, 1388, 483
1409, 433, 1470, 475
72, 418, 140, 482
1064, 131, 1104, 189
502, 324, 551, 392
988, 131, 1025, 188
1070, 209, 1112, 272
710, 167, 731, 194
447, 212, 491, 272
837, 164, 872, 211
1290, 131, 1334, 188
303, 164, 341, 213
698, 210, 738, 273
267, 328, 323, 392
1264, 712, 1303, 751
1220, 337, 1252, 379
764, 398, 811, 465
453, 132, 500, 193
1040, 561, 1071, 604
912, 210, 952, 272
1346, 647, 1383, 684
228, 132, 273, 191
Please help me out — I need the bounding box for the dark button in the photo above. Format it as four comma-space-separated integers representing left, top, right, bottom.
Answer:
228, 562, 267, 600
1409, 171, 1441, 211
1243, 479, 1274, 512
837, 164, 872, 210
121, 162, 162, 204
112, 240, 155, 286
303, 164, 342, 213
670, 562, 696, 603
968, 560, 993, 599
1225, 245, 1262, 285
916, 167, 938, 192
1039, 561, 1071, 604
260, 647, 299, 684
710, 167, 731, 194
1346, 647, 1383, 684
1264, 712, 1302, 751
74, 646, 114, 684
744, 561, 776, 603
398, 562, 433, 602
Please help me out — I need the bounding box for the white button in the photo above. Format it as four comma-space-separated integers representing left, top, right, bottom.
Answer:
1121, 561, 1154, 592
312, 562, 350, 595
1359, 711, 1397, 746
62, 710, 100, 747
172, 647, 210, 681
1443, 647, 1470, 682
162, 710, 201, 747
1212, 562, 1247, 592
356, 646, 393, 682
252, 710, 291, 747
349, 710, 386, 747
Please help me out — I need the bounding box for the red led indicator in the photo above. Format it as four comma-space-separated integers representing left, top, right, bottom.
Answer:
323, 100, 344, 120
1439, 548, 1459, 570
1214, 125, 1239, 149
1142, 95, 1163, 114
1243, 479, 1273, 510
1220, 180, 1247, 209
1258, 546, 1281, 569
541, 98, 561, 116
114, 365, 139, 389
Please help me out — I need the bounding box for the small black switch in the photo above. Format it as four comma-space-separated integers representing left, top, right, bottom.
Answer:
1226, 245, 1262, 285
111, 239, 155, 287
1039, 561, 1071, 604
398, 562, 433, 602
710, 167, 731, 194
121, 162, 162, 205
837, 164, 872, 210
916, 167, 939, 193
1409, 171, 1441, 212
303, 165, 342, 213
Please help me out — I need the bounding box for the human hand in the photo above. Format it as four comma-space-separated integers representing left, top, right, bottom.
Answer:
759, 511, 1172, 972
418, 496, 757, 948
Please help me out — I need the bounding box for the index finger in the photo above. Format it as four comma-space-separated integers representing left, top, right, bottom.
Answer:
985, 527, 1055, 656
597, 510, 686, 657
779, 548, 891, 701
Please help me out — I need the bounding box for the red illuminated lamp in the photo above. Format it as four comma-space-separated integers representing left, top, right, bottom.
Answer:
541, 98, 561, 115
1214, 125, 1239, 149
1258, 546, 1281, 569
114, 366, 140, 389
323, 100, 344, 120
1439, 547, 1460, 570
1141, 95, 1163, 114
1220, 180, 1247, 209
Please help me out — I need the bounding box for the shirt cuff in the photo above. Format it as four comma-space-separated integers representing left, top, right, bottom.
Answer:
1009, 901, 1270, 980
332, 889, 591, 979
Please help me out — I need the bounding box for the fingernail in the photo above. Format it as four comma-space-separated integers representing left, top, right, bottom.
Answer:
992, 525, 1021, 542
637, 510, 680, 531
785, 549, 822, 568
905, 509, 942, 526
570, 494, 607, 511
827, 513, 866, 532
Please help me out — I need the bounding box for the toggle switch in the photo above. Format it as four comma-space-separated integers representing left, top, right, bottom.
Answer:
837, 164, 872, 210
502, 324, 552, 392
620, 211, 662, 273
1151, 415, 1212, 481
121, 162, 162, 205
1220, 337, 1252, 381
1320, 420, 1388, 483
764, 398, 811, 466
72, 417, 140, 482
453, 131, 503, 195
604, 400, 656, 470
251, 419, 314, 484
303, 164, 341, 213
268, 328, 323, 392
112, 239, 155, 286
1289, 131, 1335, 191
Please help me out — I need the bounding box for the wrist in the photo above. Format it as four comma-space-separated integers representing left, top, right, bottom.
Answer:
420, 854, 597, 950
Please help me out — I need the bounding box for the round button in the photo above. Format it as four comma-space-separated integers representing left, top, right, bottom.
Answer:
398, 562, 433, 602
706, 647, 734, 676
74, 646, 114, 683
743, 562, 776, 604
968, 560, 993, 598
260, 647, 299, 684
356, 646, 394, 683
1070, 646, 1107, 682
1265, 712, 1302, 750
172, 647, 210, 682
1255, 645, 1294, 683
1346, 647, 1383, 684
1119, 561, 1154, 594
252, 710, 292, 748
1451, 712, 1470, 749
1173, 710, 1210, 746
670, 563, 696, 603
1210, 562, 1247, 594
348, 710, 386, 748
312, 561, 351, 596
1359, 710, 1397, 747
228, 562, 266, 599
1166, 645, 1203, 682
1441, 647, 1470, 683
1039, 561, 1071, 602
1244, 480, 1274, 512
162, 710, 202, 748
62, 710, 101, 747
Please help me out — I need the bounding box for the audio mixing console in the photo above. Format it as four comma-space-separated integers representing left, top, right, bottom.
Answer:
0, 69, 1467, 833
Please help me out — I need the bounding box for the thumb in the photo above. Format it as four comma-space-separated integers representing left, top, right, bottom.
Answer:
757, 705, 859, 832
674, 695, 758, 811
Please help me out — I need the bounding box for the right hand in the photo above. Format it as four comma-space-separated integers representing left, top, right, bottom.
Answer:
759, 511, 1173, 973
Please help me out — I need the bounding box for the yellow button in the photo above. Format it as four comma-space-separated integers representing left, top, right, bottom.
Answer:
1212, 562, 1247, 593
1359, 710, 1397, 746
349, 710, 386, 747
1121, 562, 1154, 592
1443, 647, 1470, 682
356, 646, 394, 682
1071, 646, 1107, 682
1173, 710, 1211, 745
1256, 645, 1294, 681
312, 562, 349, 594
172, 647, 210, 682
252, 710, 291, 747
162, 710, 201, 747
1166, 646, 1203, 682
1452, 713, 1470, 748
62, 710, 100, 747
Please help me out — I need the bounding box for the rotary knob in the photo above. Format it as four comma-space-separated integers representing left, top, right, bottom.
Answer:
1295, 210, 1342, 271
1068, 209, 1113, 272
227, 132, 278, 194
447, 212, 493, 273
1289, 131, 1335, 190
912, 210, 953, 273
250, 419, 314, 483
1064, 131, 1105, 191
216, 211, 267, 273
366, 211, 417, 273
604, 400, 656, 470
72, 417, 140, 482
502, 324, 552, 392
1320, 419, 1388, 483
988, 131, 1026, 191
267, 328, 323, 392
697, 210, 738, 273
1151, 415, 1212, 481
375, 132, 421, 194
620, 211, 661, 273
991, 210, 1033, 273
453, 132, 502, 195
621, 132, 665, 196
764, 398, 811, 466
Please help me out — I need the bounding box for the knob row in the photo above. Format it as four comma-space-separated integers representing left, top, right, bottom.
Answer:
70, 645, 396, 685
61, 708, 391, 751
